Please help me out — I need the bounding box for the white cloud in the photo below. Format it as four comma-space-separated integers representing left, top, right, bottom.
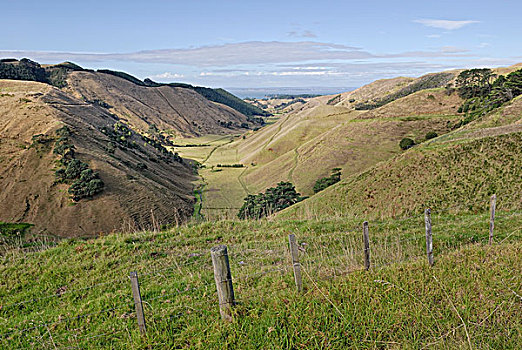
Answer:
0, 42, 371, 67
0, 41, 473, 68
150, 72, 184, 79
427, 34, 441, 39
440, 46, 469, 54
414, 19, 479, 30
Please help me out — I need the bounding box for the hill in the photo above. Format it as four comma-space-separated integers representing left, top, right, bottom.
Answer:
279, 95, 522, 220
167, 64, 522, 220
0, 60, 265, 236
0, 59, 268, 120
0, 80, 196, 237
177, 70, 465, 219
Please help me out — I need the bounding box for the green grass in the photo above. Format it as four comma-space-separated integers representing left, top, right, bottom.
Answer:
1, 211, 521, 349
282, 130, 522, 220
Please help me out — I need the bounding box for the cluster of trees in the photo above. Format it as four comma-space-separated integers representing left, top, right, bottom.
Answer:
327, 95, 341, 105
100, 122, 183, 163
53, 126, 104, 201
0, 58, 48, 83
455, 68, 522, 125
355, 73, 454, 110
0, 59, 85, 88
313, 168, 341, 193
274, 98, 306, 110
238, 182, 305, 219
399, 138, 416, 150
216, 164, 244, 168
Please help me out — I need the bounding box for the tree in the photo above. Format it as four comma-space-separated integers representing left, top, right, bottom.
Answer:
399, 138, 415, 150
238, 182, 303, 219
455, 68, 496, 99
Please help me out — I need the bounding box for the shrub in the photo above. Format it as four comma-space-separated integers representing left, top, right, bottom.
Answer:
399, 138, 415, 150
425, 131, 438, 140
64, 159, 89, 180
313, 168, 342, 193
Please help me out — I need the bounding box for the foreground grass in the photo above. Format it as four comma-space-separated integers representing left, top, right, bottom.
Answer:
0, 211, 521, 349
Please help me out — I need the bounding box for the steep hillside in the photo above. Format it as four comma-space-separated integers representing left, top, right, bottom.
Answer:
0, 59, 271, 237
0, 59, 267, 123
0, 80, 197, 237
66, 70, 254, 137
279, 96, 522, 220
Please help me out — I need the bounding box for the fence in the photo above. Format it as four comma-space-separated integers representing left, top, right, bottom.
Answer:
1, 195, 520, 348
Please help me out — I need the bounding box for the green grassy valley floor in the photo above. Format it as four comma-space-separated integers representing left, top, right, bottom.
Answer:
1, 210, 521, 349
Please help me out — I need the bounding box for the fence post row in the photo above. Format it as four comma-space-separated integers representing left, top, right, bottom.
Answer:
489, 194, 496, 245
362, 221, 371, 271
129, 271, 146, 334
288, 234, 303, 293
210, 245, 235, 321
424, 209, 434, 267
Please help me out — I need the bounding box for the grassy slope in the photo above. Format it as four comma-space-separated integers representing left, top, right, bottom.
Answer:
1, 212, 521, 349
280, 97, 522, 220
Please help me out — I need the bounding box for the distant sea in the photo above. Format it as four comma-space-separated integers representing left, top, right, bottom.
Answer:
226, 87, 357, 99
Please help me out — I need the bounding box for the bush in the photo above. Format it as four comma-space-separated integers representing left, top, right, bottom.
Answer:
64, 159, 89, 180
425, 131, 438, 140
399, 138, 415, 150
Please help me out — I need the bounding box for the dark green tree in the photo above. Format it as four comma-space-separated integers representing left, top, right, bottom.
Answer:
238, 182, 303, 219
399, 138, 415, 150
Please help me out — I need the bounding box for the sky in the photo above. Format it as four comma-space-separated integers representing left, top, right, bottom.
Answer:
1, 0, 521, 89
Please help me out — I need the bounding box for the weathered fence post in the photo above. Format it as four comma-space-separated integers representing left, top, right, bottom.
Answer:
210, 245, 235, 321
129, 271, 146, 334
489, 194, 496, 245
288, 234, 303, 293
424, 209, 434, 266
363, 221, 371, 271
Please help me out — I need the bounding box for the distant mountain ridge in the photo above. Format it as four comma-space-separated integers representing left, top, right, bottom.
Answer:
0, 58, 269, 119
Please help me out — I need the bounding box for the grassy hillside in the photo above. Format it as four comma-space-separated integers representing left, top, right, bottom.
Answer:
280, 96, 522, 220
1, 211, 521, 349
0, 80, 196, 237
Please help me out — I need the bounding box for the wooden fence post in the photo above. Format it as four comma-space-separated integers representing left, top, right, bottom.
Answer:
129, 271, 146, 334
363, 221, 370, 271
288, 234, 303, 293
210, 245, 235, 321
489, 194, 496, 245
424, 209, 434, 266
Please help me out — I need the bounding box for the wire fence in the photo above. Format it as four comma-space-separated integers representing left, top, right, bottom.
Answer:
1, 197, 521, 348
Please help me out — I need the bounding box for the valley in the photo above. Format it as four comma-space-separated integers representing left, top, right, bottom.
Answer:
1, 60, 521, 349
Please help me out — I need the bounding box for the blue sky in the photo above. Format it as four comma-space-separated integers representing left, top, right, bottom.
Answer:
1, 0, 521, 88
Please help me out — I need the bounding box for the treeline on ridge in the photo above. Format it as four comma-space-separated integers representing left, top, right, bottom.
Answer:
354, 72, 454, 110
454, 68, 522, 126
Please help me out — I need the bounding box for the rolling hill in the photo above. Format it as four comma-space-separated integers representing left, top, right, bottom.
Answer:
0, 59, 264, 237
279, 95, 522, 220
